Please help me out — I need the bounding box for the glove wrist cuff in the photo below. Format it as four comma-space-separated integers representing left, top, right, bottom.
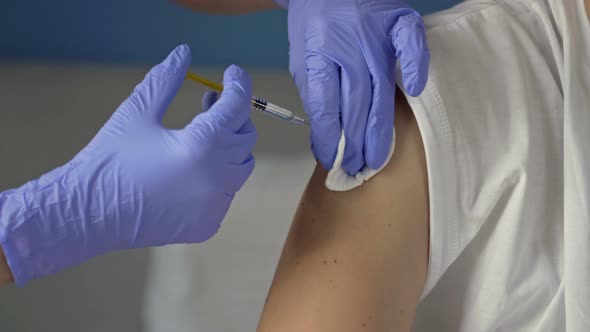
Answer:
0, 164, 85, 286
0, 189, 34, 286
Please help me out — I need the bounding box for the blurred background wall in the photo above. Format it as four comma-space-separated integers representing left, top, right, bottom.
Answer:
0, 0, 461, 67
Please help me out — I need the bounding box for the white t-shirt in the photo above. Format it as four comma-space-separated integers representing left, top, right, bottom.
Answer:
399, 1, 589, 331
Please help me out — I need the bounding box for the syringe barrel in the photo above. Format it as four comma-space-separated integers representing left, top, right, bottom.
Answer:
252, 97, 295, 122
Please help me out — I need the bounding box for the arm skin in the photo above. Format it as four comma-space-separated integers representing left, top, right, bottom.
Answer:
174, 0, 278, 15
0, 247, 14, 286
257, 91, 429, 332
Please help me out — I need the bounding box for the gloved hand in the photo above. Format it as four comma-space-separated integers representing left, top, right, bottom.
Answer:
279, 0, 429, 175
0, 45, 257, 285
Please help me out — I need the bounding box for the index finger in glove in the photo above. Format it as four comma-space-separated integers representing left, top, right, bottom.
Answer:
202, 65, 253, 132
305, 52, 342, 170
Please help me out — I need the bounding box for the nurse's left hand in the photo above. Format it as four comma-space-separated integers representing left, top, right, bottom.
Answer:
283, 0, 430, 175
0, 45, 257, 285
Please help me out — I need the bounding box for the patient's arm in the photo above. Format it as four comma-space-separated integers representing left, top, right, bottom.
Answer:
257, 92, 429, 332
174, 0, 277, 15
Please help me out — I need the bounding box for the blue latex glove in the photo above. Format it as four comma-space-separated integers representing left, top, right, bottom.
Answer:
280, 0, 429, 174
0, 45, 257, 285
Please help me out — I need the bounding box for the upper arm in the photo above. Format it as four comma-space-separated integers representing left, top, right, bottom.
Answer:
174, 0, 278, 15
257, 92, 430, 332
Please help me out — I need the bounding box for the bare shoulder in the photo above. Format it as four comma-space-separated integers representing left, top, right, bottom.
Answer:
257, 90, 430, 332
175, 0, 277, 14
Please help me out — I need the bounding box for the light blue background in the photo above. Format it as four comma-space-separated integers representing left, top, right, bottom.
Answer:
0, 1, 461, 67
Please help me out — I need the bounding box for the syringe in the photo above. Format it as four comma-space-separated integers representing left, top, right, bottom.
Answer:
186, 71, 310, 126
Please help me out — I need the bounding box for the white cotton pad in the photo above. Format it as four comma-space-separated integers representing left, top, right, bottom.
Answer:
325, 129, 396, 191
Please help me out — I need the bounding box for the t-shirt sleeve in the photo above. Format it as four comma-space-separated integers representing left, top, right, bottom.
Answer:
398, 1, 564, 298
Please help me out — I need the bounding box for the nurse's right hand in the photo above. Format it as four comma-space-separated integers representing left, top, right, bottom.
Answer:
283, 0, 429, 175
0, 45, 257, 286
